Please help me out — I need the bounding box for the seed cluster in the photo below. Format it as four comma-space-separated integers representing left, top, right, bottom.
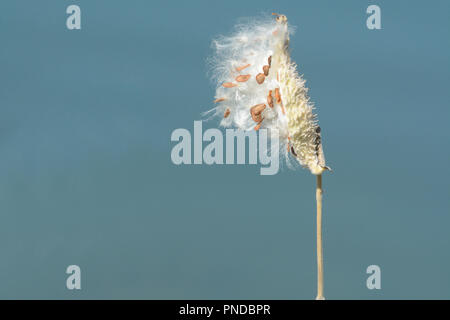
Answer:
217, 54, 285, 131
208, 13, 328, 174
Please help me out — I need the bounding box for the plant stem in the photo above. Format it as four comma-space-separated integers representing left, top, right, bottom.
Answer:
315, 174, 325, 300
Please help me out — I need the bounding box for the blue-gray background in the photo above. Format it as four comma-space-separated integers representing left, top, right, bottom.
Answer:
0, 0, 449, 299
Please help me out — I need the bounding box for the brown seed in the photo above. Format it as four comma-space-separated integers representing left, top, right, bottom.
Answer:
254, 119, 264, 131
256, 73, 265, 84
235, 74, 251, 82
274, 88, 281, 104
262, 65, 270, 76
224, 108, 230, 118
268, 56, 272, 67
236, 64, 251, 72
214, 98, 225, 103
250, 103, 266, 122
222, 82, 237, 88
267, 90, 274, 108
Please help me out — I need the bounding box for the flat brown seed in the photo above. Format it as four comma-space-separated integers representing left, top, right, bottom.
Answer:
268, 56, 272, 67
222, 82, 237, 88
267, 90, 274, 108
236, 64, 251, 72
224, 108, 230, 118
214, 98, 226, 103
235, 74, 251, 82
274, 88, 281, 104
254, 119, 263, 131
250, 103, 266, 122
263, 65, 270, 76
253, 115, 262, 123
256, 73, 265, 84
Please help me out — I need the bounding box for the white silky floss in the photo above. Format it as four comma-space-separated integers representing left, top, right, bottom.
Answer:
207, 13, 329, 175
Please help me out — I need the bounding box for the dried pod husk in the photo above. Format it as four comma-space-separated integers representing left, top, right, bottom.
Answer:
208, 14, 328, 175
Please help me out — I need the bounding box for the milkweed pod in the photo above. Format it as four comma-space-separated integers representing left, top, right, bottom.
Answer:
208, 14, 328, 175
